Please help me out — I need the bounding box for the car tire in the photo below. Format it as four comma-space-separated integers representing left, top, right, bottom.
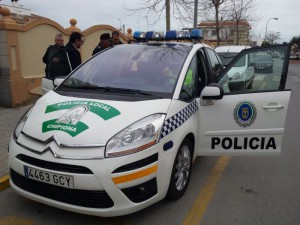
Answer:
166, 138, 193, 200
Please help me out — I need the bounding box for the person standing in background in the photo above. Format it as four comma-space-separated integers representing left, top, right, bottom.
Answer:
42, 33, 65, 76
65, 32, 84, 70
92, 33, 111, 56
111, 30, 123, 46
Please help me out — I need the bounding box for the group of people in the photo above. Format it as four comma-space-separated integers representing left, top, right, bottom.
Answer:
92, 31, 122, 55
43, 31, 122, 78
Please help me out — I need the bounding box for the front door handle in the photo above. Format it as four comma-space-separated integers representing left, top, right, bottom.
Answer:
263, 104, 284, 110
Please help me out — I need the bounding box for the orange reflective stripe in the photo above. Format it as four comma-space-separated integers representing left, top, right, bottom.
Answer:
112, 165, 158, 184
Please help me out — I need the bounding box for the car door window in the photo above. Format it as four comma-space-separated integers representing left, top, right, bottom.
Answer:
206, 48, 223, 81
218, 46, 289, 94
179, 55, 198, 101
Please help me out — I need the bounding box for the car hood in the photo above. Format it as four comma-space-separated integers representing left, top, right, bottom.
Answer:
22, 91, 171, 146
227, 67, 245, 78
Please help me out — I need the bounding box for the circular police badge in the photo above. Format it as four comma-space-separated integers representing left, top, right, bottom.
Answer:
233, 101, 257, 128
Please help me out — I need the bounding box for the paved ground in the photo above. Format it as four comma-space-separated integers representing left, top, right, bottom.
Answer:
0, 105, 32, 178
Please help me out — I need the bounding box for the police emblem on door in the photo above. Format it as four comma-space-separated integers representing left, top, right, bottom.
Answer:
234, 101, 257, 128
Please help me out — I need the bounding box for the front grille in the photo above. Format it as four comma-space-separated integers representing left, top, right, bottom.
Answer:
11, 169, 114, 208
113, 153, 158, 173
17, 154, 93, 174
121, 178, 157, 203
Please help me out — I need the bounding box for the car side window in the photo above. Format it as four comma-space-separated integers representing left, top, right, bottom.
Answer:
179, 55, 198, 101
218, 47, 289, 94
206, 48, 223, 81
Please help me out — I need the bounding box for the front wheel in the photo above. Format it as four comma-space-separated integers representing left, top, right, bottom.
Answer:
166, 138, 193, 200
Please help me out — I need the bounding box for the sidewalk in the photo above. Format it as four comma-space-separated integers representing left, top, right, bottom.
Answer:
0, 104, 32, 189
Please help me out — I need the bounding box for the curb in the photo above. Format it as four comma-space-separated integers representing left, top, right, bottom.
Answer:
0, 175, 10, 191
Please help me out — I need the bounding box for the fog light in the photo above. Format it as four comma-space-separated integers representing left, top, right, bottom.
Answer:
139, 186, 146, 192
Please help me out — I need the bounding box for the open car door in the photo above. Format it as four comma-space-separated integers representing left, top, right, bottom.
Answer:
42, 46, 72, 94
197, 44, 291, 156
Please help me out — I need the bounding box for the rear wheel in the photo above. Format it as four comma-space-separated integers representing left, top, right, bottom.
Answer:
166, 138, 193, 200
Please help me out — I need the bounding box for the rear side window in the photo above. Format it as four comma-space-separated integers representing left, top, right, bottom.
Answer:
206, 48, 223, 81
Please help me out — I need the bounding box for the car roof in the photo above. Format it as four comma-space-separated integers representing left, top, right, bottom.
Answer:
132, 41, 207, 48
215, 45, 251, 53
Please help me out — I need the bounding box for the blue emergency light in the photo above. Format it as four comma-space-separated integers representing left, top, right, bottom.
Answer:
165, 30, 178, 40
190, 29, 202, 40
146, 31, 154, 40
133, 31, 140, 39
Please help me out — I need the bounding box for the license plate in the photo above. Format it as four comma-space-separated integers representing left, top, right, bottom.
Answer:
24, 165, 74, 189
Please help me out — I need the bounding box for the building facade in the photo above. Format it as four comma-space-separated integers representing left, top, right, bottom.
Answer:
198, 20, 251, 47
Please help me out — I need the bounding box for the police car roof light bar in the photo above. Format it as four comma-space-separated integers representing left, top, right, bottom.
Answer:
133, 29, 202, 43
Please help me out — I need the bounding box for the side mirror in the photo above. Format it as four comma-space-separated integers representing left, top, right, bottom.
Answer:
201, 83, 224, 100
53, 76, 65, 87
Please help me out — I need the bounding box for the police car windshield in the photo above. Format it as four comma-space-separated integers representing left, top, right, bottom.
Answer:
60, 43, 191, 96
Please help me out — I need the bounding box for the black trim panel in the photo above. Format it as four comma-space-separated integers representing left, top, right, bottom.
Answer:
10, 169, 114, 208
112, 153, 158, 173
17, 154, 93, 174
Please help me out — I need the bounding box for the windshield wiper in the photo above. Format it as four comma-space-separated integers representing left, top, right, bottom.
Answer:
99, 86, 162, 97
60, 85, 162, 98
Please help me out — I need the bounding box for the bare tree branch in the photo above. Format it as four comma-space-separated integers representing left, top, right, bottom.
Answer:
124, 0, 194, 31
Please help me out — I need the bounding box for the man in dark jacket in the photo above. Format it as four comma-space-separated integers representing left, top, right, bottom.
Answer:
65, 32, 84, 70
92, 33, 111, 56
42, 34, 65, 78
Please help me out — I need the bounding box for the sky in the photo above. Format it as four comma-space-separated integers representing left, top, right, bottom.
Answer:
1, 0, 300, 43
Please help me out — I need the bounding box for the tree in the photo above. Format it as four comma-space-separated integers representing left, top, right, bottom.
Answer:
290, 36, 300, 52
199, 0, 226, 46
124, 0, 194, 32
265, 32, 281, 44
227, 0, 259, 45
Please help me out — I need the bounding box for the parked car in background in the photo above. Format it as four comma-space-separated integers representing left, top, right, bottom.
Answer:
215, 45, 251, 66
251, 53, 274, 73
215, 45, 253, 91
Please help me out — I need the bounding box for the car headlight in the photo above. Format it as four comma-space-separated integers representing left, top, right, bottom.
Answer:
105, 114, 166, 157
233, 72, 243, 80
13, 107, 34, 142
266, 63, 273, 66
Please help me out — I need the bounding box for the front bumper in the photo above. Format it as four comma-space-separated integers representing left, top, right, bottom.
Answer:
8, 138, 176, 217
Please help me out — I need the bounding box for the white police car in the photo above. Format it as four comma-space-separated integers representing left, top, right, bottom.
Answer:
8, 30, 291, 217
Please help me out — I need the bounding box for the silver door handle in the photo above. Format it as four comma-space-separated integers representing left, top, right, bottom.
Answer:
263, 105, 284, 110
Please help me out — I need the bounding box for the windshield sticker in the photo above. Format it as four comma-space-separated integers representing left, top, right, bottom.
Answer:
234, 101, 257, 128
45, 100, 121, 121
42, 105, 89, 137
160, 100, 198, 139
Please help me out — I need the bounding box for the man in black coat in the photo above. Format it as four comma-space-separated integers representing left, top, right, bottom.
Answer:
92, 33, 111, 56
65, 32, 84, 70
42, 33, 65, 78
